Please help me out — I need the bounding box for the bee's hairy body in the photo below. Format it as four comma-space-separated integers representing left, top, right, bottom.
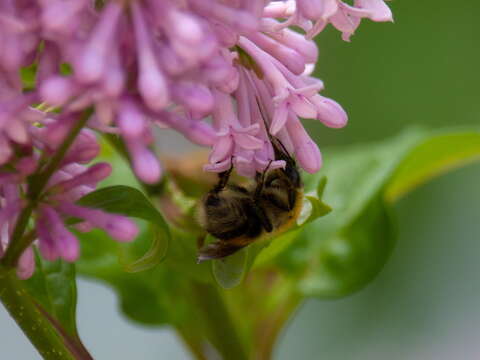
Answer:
197, 140, 303, 262
199, 184, 264, 242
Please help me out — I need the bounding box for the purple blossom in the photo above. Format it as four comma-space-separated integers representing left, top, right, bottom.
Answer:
0, 112, 138, 278
265, 0, 393, 40
30, 0, 384, 177
0, 0, 393, 275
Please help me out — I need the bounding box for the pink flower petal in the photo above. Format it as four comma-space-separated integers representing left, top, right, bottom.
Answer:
233, 132, 264, 150
76, 2, 123, 83
270, 102, 289, 135
311, 95, 348, 128
17, 247, 35, 279
355, 0, 393, 21
209, 136, 234, 163
131, 2, 169, 111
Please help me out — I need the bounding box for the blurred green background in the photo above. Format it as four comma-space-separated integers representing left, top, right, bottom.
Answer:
310, 0, 479, 146
278, 0, 480, 359
1, 0, 479, 359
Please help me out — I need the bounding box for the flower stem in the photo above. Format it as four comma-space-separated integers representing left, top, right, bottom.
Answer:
191, 282, 249, 360
0, 268, 75, 360
174, 327, 208, 360
1, 204, 34, 269
253, 294, 302, 360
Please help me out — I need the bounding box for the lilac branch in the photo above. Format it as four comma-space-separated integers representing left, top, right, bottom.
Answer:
0, 269, 76, 360
1, 108, 92, 269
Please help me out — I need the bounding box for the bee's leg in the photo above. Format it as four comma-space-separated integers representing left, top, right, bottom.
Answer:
213, 157, 235, 192
197, 240, 244, 262
251, 202, 273, 233
287, 186, 297, 210
250, 160, 274, 232
197, 234, 206, 249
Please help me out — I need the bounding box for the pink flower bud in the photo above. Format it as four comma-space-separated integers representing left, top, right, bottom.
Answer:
117, 100, 146, 139
247, 32, 306, 75
58, 203, 139, 243
52, 162, 111, 193
41, 0, 87, 34
126, 140, 162, 184
76, 2, 123, 84
261, 19, 319, 63
39, 206, 80, 262
310, 95, 348, 128
101, 215, 139, 242
17, 247, 35, 279
40, 76, 79, 106
355, 0, 393, 22
286, 114, 322, 173
172, 82, 214, 115
37, 41, 61, 83
63, 129, 100, 164
131, 2, 170, 111
209, 136, 234, 164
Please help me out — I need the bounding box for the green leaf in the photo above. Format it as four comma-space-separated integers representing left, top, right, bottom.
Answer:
24, 254, 78, 337
74, 128, 480, 339
299, 195, 395, 296
74, 184, 175, 325
78, 185, 166, 225
76, 227, 170, 325
385, 131, 480, 202
212, 247, 247, 289
23, 252, 91, 358
77, 185, 171, 271
290, 128, 480, 298
298, 177, 332, 225
75, 151, 213, 327
252, 229, 302, 268
77, 225, 213, 326
120, 225, 168, 273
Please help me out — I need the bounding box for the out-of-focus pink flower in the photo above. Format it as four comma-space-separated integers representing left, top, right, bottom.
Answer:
0, 112, 138, 277
0, 0, 393, 179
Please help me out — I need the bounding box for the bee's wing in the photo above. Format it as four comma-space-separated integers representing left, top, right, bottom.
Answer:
197, 240, 245, 263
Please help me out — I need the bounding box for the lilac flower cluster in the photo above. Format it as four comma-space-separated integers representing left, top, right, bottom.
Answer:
0, 0, 392, 276
0, 109, 138, 278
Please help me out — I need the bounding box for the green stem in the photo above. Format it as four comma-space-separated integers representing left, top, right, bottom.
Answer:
0, 269, 75, 360
35, 304, 93, 360
175, 327, 208, 360
0, 109, 95, 358
192, 282, 249, 360
1, 204, 34, 268
254, 294, 302, 360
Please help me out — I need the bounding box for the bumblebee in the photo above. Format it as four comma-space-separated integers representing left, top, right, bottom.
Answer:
196, 138, 303, 262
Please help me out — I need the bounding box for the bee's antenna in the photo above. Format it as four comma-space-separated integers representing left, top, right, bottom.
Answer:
254, 97, 293, 162
254, 97, 274, 141
271, 136, 291, 160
